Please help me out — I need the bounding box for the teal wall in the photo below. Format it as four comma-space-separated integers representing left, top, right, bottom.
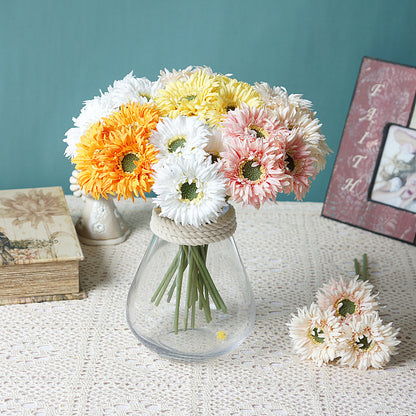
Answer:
1, 0, 416, 201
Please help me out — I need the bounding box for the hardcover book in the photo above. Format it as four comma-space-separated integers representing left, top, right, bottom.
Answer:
0, 186, 85, 304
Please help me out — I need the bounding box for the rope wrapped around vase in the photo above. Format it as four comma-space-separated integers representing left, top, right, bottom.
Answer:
150, 204, 237, 246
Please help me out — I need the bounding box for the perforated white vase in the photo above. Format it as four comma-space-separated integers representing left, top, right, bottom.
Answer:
75, 195, 130, 246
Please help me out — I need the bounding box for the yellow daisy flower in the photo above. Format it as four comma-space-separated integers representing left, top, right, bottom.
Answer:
206, 75, 263, 126
154, 70, 219, 120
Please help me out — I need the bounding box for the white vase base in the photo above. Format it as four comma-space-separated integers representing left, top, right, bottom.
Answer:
77, 228, 131, 246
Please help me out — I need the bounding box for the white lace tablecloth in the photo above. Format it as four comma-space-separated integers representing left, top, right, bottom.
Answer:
1, 197, 415, 416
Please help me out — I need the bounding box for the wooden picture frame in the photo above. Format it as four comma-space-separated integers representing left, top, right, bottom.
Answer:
322, 57, 416, 245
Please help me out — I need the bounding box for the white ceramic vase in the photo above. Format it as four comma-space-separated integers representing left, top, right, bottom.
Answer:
75, 194, 130, 246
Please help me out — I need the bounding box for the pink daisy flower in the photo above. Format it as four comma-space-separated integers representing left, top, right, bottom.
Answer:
220, 137, 289, 209
222, 104, 288, 144
282, 131, 318, 200
317, 276, 378, 322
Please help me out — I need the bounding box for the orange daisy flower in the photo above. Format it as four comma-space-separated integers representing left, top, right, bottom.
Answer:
72, 102, 160, 200
72, 122, 113, 199
99, 126, 159, 200
102, 101, 160, 137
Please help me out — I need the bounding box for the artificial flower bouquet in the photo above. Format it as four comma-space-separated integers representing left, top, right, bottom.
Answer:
287, 255, 401, 370
64, 66, 330, 336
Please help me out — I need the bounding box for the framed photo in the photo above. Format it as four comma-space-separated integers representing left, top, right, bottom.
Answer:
322, 57, 416, 245
369, 124, 416, 214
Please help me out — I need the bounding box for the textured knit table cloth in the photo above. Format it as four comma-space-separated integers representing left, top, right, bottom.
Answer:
0, 197, 415, 416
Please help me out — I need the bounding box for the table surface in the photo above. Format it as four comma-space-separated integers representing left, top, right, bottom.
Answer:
0, 197, 415, 416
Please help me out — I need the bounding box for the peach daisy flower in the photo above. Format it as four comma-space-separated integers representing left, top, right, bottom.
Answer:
317, 276, 378, 321
282, 131, 318, 200
254, 81, 330, 172
220, 137, 289, 208
337, 312, 400, 370
287, 303, 342, 366
221, 104, 288, 144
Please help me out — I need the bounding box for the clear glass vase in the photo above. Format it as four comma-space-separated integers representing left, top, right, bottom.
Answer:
126, 233, 255, 361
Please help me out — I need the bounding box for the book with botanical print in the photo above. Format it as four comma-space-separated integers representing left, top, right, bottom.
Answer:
0, 186, 85, 304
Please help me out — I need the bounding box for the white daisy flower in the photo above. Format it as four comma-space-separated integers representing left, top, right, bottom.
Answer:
337, 312, 400, 370
317, 276, 378, 321
152, 153, 227, 227
63, 92, 117, 158
106, 71, 160, 105
287, 303, 342, 366
64, 72, 160, 159
204, 126, 226, 162
150, 116, 211, 159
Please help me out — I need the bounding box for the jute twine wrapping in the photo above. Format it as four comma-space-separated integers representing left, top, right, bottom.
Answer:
150, 205, 237, 246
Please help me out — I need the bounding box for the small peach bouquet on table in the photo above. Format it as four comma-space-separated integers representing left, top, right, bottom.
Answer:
64, 66, 330, 332
287, 255, 401, 370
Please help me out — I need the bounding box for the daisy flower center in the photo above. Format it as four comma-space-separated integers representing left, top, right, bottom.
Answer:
335, 298, 357, 317
180, 181, 203, 203
285, 153, 296, 173
120, 152, 140, 173
309, 327, 325, 344
168, 135, 187, 153
239, 159, 265, 182
355, 335, 375, 352
128, 121, 142, 130
182, 94, 197, 102
248, 124, 269, 139
209, 152, 220, 163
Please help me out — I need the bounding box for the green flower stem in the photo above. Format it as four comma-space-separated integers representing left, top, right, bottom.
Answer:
152, 251, 180, 305
151, 243, 227, 333
354, 253, 368, 281
197, 276, 212, 323
362, 253, 368, 281
204, 282, 209, 310
187, 247, 196, 308
166, 279, 176, 303
190, 247, 227, 313
191, 303, 196, 329
184, 247, 194, 330
174, 247, 187, 334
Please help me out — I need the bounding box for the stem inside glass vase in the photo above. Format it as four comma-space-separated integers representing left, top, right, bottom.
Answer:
151, 244, 227, 334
